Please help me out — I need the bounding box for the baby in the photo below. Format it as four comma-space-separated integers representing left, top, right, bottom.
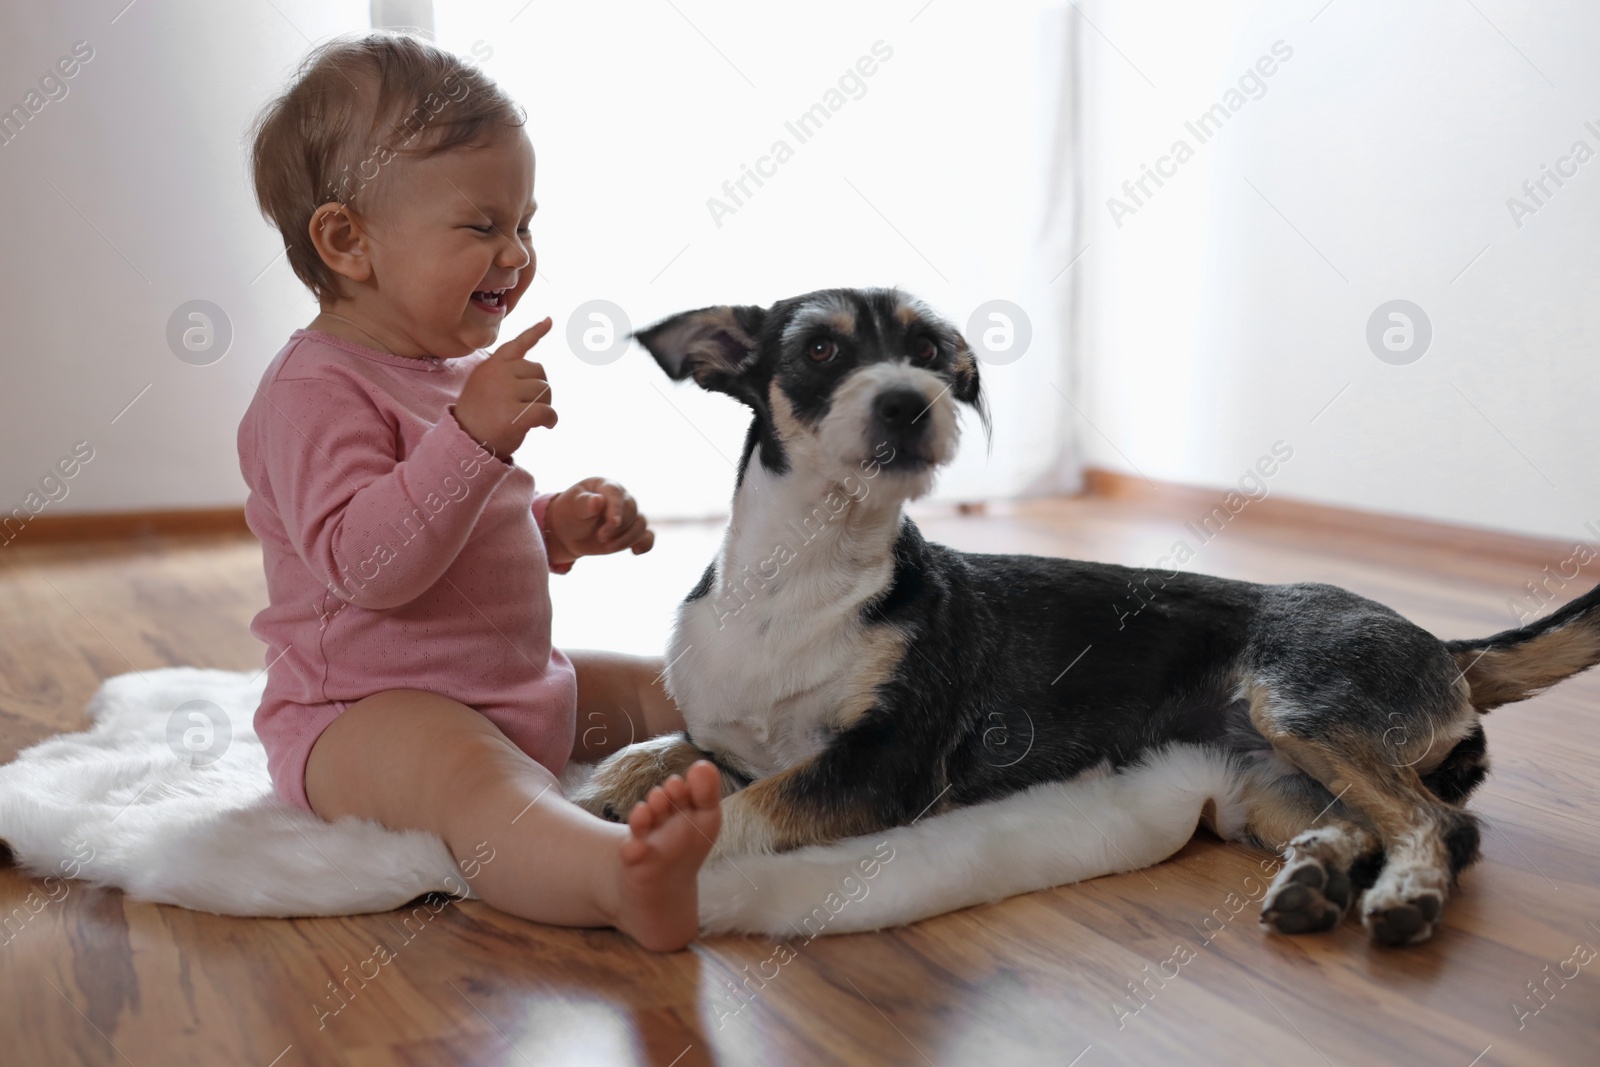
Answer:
237, 33, 720, 951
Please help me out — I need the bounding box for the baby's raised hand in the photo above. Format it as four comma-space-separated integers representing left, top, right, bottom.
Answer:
453, 317, 557, 460
544, 477, 656, 565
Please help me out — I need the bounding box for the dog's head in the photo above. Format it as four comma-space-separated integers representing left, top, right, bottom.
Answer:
635, 287, 987, 497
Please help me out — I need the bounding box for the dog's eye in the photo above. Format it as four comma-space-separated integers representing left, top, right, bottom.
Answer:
913, 338, 938, 362
808, 339, 837, 362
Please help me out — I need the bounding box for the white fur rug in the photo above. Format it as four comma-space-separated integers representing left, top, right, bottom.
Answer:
0, 668, 1237, 935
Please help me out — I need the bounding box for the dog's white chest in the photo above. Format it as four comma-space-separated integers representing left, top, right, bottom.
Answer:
661, 452, 909, 780
665, 582, 892, 779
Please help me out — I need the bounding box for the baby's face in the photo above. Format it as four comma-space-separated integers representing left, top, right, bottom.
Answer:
360, 127, 537, 357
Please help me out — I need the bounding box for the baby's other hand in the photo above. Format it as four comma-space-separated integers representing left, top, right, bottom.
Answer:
545, 477, 655, 563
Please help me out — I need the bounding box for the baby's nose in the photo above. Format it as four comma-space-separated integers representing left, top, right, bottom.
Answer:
500, 235, 533, 270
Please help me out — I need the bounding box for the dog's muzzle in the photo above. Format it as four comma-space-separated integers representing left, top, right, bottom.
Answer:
871, 387, 933, 464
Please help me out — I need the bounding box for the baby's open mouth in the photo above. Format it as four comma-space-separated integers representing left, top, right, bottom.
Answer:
470, 287, 510, 313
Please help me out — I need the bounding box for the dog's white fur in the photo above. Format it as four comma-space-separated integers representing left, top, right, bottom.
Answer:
0, 668, 1233, 933
669, 362, 953, 781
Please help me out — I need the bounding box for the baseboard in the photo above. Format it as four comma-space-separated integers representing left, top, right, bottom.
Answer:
1079, 467, 1580, 567
0, 507, 252, 547
2, 476, 1583, 565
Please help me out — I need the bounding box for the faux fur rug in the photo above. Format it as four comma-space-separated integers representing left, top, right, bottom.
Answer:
0, 668, 1234, 935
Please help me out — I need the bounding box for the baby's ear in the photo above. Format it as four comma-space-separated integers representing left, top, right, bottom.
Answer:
634, 305, 765, 397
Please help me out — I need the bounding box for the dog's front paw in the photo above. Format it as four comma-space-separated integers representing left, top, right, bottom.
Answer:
569, 733, 706, 822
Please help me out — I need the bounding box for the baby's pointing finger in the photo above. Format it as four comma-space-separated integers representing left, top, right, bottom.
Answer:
493, 317, 553, 360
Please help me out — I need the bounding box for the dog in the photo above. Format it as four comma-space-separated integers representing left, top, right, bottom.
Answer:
571, 286, 1600, 945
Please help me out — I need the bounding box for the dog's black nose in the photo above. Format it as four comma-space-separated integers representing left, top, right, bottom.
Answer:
873, 389, 929, 433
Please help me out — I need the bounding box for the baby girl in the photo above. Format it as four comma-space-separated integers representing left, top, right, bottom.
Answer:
237, 33, 720, 951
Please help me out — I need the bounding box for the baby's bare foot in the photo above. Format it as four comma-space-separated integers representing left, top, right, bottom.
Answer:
614, 760, 722, 951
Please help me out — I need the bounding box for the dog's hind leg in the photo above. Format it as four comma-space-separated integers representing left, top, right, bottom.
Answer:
1237, 766, 1381, 935
1248, 690, 1481, 946
1335, 757, 1479, 946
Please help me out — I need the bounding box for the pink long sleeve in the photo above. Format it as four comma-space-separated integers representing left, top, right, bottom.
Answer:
259, 379, 513, 610
532, 490, 572, 575
238, 330, 578, 781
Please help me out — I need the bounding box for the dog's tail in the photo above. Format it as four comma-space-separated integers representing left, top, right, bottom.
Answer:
1446, 583, 1600, 711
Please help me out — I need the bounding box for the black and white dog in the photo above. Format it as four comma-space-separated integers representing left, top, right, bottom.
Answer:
572, 287, 1600, 945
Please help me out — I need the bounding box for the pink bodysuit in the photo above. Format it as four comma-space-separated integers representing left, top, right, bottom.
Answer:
237, 329, 577, 811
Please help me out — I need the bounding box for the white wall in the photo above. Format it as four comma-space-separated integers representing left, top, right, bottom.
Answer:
1078, 0, 1600, 541
0, 0, 1077, 525
0, 0, 367, 523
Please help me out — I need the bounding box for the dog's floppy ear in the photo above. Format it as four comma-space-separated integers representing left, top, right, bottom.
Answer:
634, 305, 766, 396
951, 340, 982, 405
950, 333, 992, 444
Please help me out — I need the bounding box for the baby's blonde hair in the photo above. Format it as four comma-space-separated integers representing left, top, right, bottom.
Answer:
248, 32, 524, 302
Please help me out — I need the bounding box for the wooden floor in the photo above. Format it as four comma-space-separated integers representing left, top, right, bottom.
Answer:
2, 489, 1598, 1066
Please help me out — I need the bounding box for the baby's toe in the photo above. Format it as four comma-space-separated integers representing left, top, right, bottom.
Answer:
686, 761, 721, 807
628, 799, 658, 836
645, 785, 675, 819
661, 775, 690, 806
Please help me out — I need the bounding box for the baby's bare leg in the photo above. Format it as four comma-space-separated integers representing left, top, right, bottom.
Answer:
303, 688, 720, 950
568, 649, 687, 762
